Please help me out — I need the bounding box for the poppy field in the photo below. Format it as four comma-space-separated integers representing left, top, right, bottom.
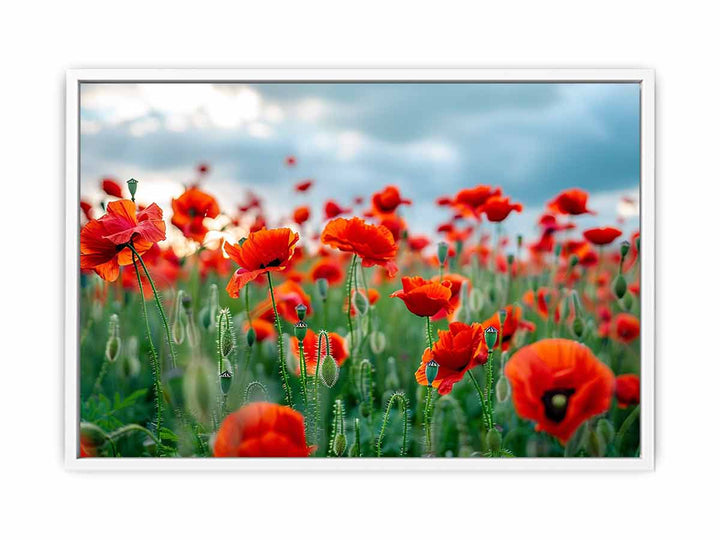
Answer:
78, 166, 641, 459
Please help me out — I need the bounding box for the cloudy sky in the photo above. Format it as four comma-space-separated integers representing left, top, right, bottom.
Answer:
80, 82, 640, 242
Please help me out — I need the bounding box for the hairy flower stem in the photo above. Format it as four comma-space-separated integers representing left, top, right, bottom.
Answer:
345, 254, 358, 358
425, 317, 434, 350
298, 342, 309, 416
267, 272, 293, 407
92, 358, 110, 395
131, 254, 163, 435
127, 243, 177, 369
424, 386, 434, 455
468, 369, 491, 430
314, 331, 332, 446
485, 350, 495, 426
376, 392, 409, 457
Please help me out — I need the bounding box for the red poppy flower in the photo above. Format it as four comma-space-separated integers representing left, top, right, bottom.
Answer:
324, 200, 351, 220
430, 273, 469, 322
310, 258, 344, 285
390, 276, 453, 317
415, 322, 488, 394
483, 195, 523, 222
407, 235, 431, 252
284, 155, 297, 167
293, 205, 311, 226
548, 188, 596, 216
80, 200, 166, 282
225, 228, 300, 297
80, 200, 94, 221
171, 187, 220, 243
244, 319, 277, 343
505, 338, 614, 443
436, 195, 453, 206
453, 185, 501, 217
378, 214, 406, 243
253, 280, 312, 324
321, 217, 398, 276
199, 246, 234, 278
213, 402, 312, 457
101, 178, 123, 198
583, 227, 623, 246
614, 313, 640, 343
522, 287, 557, 320
481, 305, 535, 351
371, 185, 411, 214
290, 328, 349, 375
615, 374, 640, 408
295, 179, 313, 192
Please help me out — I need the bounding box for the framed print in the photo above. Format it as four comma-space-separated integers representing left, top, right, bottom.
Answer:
65, 68, 654, 470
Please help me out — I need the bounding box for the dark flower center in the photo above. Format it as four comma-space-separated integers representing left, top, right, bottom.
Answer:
260, 258, 282, 269
541, 388, 576, 423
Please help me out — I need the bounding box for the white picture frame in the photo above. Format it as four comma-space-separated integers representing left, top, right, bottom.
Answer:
65, 68, 654, 471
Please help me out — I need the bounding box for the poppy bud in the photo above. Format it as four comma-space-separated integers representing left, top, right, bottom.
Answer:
295, 303, 307, 322
333, 433, 347, 456
485, 326, 499, 351
588, 429, 606, 457
499, 309, 507, 326
121, 336, 141, 378
572, 317, 585, 338
486, 428, 502, 454
635, 236, 641, 251
199, 305, 212, 330
80, 422, 107, 449
507, 253, 515, 267
620, 240, 630, 259
246, 326, 256, 348
181, 293, 192, 310
425, 359, 439, 386
569, 254, 579, 268
352, 290, 369, 316
171, 291, 186, 344
183, 360, 216, 425
517, 234, 523, 248
316, 278, 329, 300
496, 375, 511, 403
294, 320, 308, 341
469, 288, 483, 312
437, 241, 449, 265
554, 244, 562, 258
320, 355, 339, 388
370, 331, 386, 354
217, 308, 235, 358
105, 314, 121, 363
126, 178, 138, 199
614, 274, 627, 299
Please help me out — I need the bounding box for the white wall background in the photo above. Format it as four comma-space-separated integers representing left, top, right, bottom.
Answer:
1, 1, 716, 537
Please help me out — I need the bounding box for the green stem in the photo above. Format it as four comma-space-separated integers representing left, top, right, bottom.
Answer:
424, 385, 434, 455
467, 369, 491, 430
267, 271, 293, 407
298, 342, 309, 433
92, 357, 110, 395
345, 254, 358, 357
376, 392, 409, 457
425, 317, 434, 350
616, 405, 640, 449
127, 244, 177, 369
314, 331, 331, 447
131, 255, 163, 436
485, 350, 495, 427
109, 423, 161, 446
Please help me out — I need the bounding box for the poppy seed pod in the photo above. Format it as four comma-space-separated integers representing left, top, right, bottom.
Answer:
333, 433, 347, 456
572, 317, 585, 338
294, 320, 308, 341
614, 274, 627, 299
220, 368, 233, 395
437, 241, 449, 265
316, 278, 329, 300
485, 326, 499, 351
425, 359, 440, 386
295, 303, 307, 322
80, 422, 108, 449
620, 240, 630, 259
126, 178, 138, 199
486, 428, 502, 454
320, 355, 339, 387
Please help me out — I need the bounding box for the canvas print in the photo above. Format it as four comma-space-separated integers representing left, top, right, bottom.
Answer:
77, 81, 642, 459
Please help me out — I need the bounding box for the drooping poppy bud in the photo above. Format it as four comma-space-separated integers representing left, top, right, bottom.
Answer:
370, 331, 386, 354
217, 308, 235, 358
246, 326, 256, 348
485, 326, 498, 351
171, 290, 187, 345
496, 375, 511, 403
320, 355, 339, 388
352, 290, 369, 316
469, 288, 483, 312
572, 317, 585, 338
425, 359, 439, 387
384, 356, 400, 389
295, 303, 307, 322
80, 422, 108, 450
